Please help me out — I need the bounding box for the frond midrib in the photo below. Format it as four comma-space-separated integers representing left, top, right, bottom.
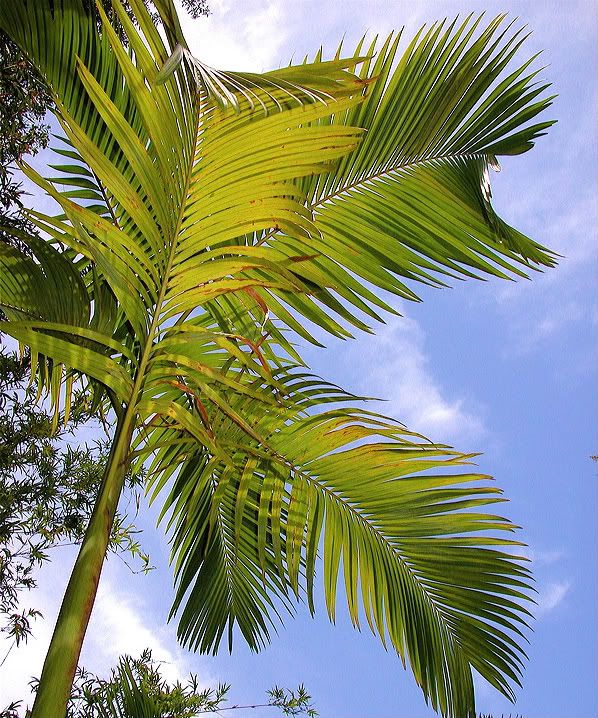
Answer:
130, 88, 202, 410
311, 149, 487, 209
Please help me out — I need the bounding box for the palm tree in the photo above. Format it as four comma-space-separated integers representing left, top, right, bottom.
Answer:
0, 2, 556, 717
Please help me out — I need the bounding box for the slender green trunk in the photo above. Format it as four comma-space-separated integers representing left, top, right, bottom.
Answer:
30, 410, 134, 718
28, 86, 196, 716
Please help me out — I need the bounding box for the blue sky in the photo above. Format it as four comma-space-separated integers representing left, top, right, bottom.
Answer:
1, 1, 596, 716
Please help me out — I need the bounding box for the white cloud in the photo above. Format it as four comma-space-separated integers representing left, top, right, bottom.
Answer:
536, 580, 571, 616
356, 316, 485, 445
482, 184, 597, 355
503, 296, 586, 355
178, 0, 288, 72
0, 552, 214, 714
525, 547, 566, 565
82, 578, 205, 685
496, 190, 597, 299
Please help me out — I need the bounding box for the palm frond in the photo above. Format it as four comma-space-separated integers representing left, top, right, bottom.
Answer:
257, 16, 557, 335
150, 372, 532, 717
0, 0, 366, 399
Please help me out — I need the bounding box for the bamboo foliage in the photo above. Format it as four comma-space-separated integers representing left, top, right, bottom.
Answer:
0, 2, 555, 717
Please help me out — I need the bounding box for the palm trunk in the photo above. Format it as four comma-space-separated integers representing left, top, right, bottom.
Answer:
30, 409, 134, 718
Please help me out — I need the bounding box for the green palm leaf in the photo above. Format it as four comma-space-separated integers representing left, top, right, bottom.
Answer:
0, 232, 89, 324
1, 0, 364, 399
152, 373, 532, 717
255, 16, 557, 335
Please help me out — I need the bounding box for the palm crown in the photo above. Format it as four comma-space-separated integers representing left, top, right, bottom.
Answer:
0, 2, 556, 717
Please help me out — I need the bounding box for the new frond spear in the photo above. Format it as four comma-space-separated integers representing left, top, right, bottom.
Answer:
0, 1, 556, 717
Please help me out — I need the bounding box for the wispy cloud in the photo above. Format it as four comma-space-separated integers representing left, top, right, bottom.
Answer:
503, 296, 586, 355
536, 580, 571, 616
355, 316, 485, 445
525, 547, 567, 565
0, 553, 213, 712
481, 184, 597, 356
519, 549, 570, 617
